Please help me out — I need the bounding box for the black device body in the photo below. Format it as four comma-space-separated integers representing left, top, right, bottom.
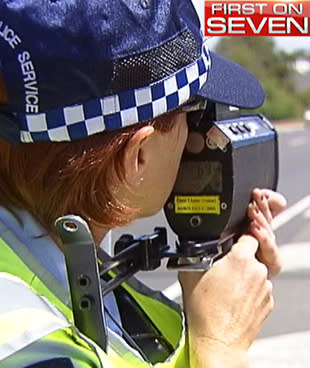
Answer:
164, 106, 278, 243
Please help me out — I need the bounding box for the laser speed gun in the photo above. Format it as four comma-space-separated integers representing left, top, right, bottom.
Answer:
164, 101, 278, 268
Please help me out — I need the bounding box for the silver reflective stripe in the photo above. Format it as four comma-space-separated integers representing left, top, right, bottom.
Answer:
0, 272, 143, 367
0, 217, 69, 306
0, 272, 70, 361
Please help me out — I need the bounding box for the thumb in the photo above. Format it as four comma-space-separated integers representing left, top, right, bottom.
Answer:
234, 234, 259, 257
262, 189, 287, 217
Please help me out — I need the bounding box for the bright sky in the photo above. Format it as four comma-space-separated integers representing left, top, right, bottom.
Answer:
274, 37, 310, 52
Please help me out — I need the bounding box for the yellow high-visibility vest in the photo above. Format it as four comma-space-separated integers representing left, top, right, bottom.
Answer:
0, 235, 187, 368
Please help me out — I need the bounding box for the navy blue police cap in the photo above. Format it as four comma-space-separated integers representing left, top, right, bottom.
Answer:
0, 0, 264, 144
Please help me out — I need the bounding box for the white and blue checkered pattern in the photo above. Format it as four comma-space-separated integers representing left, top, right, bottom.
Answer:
18, 43, 211, 143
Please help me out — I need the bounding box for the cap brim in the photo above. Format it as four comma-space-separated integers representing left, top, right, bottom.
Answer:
197, 51, 265, 109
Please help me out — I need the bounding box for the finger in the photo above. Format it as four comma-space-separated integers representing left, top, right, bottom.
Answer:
252, 189, 273, 223
248, 203, 274, 237
235, 234, 259, 256
257, 248, 282, 278
251, 222, 282, 277
251, 220, 276, 249
261, 189, 287, 217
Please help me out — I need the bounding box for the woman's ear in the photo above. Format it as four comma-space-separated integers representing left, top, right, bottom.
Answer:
123, 125, 155, 185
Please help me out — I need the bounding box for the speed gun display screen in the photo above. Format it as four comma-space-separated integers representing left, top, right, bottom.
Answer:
175, 196, 221, 214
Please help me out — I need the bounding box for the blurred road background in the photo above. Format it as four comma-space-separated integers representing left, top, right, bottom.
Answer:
111, 122, 310, 367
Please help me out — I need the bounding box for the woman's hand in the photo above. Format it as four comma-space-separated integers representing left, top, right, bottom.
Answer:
179, 188, 287, 367
179, 235, 273, 368
248, 188, 287, 278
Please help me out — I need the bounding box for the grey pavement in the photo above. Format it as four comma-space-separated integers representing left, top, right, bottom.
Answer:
249, 331, 310, 368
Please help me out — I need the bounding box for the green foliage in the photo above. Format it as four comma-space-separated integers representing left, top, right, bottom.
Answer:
215, 37, 307, 120
298, 89, 310, 109
259, 80, 303, 120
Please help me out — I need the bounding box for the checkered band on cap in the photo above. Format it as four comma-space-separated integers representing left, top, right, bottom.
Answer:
18, 43, 211, 143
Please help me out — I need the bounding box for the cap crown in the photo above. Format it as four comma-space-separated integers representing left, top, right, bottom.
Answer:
0, 0, 210, 143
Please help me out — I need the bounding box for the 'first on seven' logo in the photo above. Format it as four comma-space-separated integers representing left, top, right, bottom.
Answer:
204, 1, 310, 36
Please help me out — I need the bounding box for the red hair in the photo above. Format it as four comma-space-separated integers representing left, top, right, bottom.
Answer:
0, 112, 178, 237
